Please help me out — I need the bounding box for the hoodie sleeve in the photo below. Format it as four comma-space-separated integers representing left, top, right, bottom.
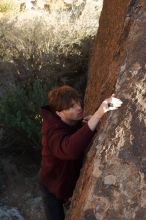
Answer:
46, 123, 95, 160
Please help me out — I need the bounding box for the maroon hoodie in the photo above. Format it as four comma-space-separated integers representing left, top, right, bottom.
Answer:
39, 106, 95, 200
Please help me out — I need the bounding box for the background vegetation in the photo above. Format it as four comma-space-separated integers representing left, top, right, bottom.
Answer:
0, 0, 18, 12
0, 2, 101, 151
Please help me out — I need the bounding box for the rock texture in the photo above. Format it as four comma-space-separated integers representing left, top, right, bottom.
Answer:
66, 0, 146, 219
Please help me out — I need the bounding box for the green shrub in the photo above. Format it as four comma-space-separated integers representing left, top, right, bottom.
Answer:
0, 79, 49, 149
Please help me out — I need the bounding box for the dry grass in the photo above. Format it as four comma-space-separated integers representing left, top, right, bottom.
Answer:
0, 9, 99, 75
0, 1, 103, 92
0, 0, 19, 12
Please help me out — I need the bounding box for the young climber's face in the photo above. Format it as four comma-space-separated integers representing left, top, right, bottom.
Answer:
56, 100, 83, 125
64, 100, 83, 120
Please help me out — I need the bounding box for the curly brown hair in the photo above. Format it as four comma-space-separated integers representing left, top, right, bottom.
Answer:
48, 85, 82, 112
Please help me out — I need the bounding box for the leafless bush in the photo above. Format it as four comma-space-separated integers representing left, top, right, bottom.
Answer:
0, 12, 96, 91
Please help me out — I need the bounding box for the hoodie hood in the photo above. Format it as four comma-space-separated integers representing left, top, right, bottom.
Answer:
40, 105, 58, 121
40, 105, 65, 128
40, 105, 51, 118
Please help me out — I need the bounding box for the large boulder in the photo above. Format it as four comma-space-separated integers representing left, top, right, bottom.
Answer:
66, 0, 146, 219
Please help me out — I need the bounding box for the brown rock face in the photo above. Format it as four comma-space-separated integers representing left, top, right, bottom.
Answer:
66, 0, 146, 219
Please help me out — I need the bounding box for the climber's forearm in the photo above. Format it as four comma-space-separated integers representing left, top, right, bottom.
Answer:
88, 110, 103, 131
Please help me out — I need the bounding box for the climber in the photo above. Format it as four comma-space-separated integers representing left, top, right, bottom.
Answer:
38, 85, 122, 220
